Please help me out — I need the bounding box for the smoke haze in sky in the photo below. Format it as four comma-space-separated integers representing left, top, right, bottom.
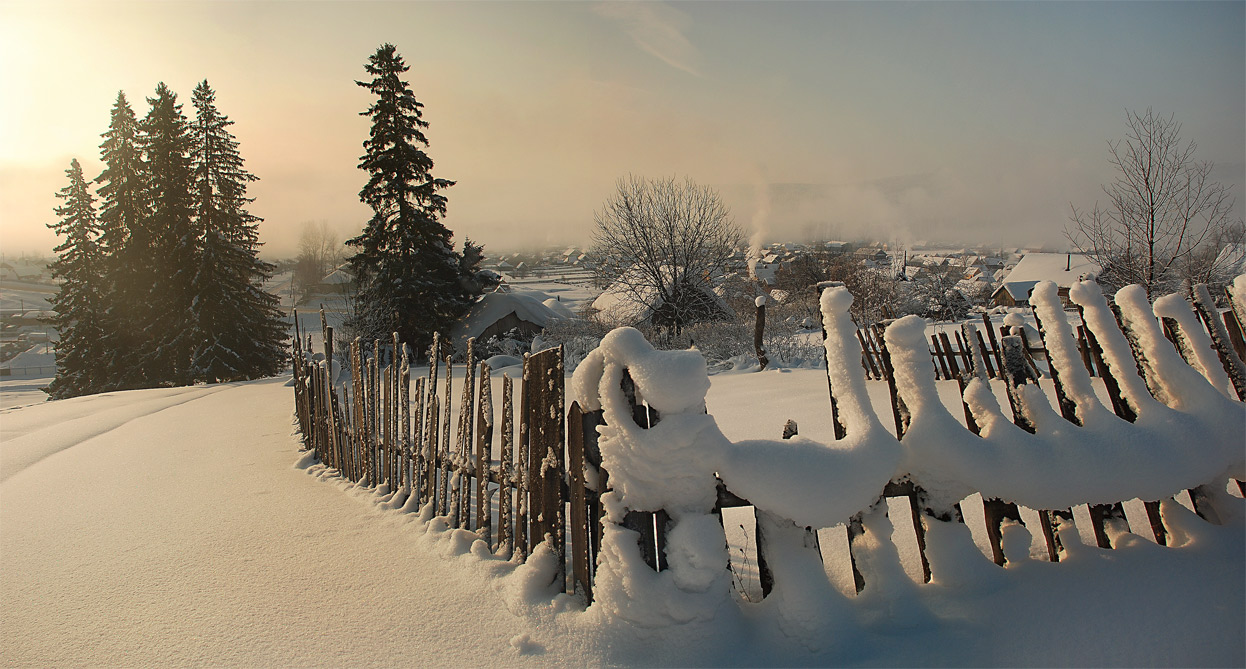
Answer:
1, 1, 1241, 258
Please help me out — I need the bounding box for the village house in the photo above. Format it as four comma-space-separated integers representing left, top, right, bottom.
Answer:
992, 252, 1098, 307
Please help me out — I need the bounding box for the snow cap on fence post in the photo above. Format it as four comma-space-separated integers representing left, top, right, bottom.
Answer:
570, 327, 731, 626
819, 287, 889, 439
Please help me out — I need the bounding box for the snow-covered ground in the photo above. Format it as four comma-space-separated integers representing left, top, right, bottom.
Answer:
0, 280, 55, 314
1, 366, 1241, 666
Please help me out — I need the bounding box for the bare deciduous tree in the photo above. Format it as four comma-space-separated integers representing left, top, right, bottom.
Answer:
294, 220, 343, 300
591, 175, 744, 330
1067, 108, 1240, 299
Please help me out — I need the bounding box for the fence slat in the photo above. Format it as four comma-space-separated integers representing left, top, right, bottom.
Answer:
1191, 284, 1246, 401
439, 355, 453, 518
515, 355, 529, 561
499, 375, 514, 558
476, 362, 493, 541
567, 401, 592, 601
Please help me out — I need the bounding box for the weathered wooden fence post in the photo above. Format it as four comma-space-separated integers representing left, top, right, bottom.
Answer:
498, 374, 515, 558
439, 354, 453, 518
526, 347, 567, 582
567, 401, 593, 601
475, 361, 493, 539
1191, 283, 1246, 401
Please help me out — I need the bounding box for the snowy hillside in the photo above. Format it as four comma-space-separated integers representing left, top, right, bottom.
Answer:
1, 371, 1241, 666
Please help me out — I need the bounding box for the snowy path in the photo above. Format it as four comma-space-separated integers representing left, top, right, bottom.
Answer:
0, 378, 586, 667
1, 375, 1242, 667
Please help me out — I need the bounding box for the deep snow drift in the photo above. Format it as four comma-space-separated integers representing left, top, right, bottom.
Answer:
1, 369, 1243, 666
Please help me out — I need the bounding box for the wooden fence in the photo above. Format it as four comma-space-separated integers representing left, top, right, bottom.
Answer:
292, 281, 1246, 606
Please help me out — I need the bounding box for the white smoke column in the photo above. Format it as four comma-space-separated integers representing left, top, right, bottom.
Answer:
747, 173, 769, 280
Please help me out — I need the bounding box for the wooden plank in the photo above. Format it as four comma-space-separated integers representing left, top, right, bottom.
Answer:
817, 307, 847, 440
424, 343, 440, 507
372, 340, 381, 485
567, 401, 592, 601
931, 334, 951, 380
953, 329, 973, 373
982, 313, 1005, 378
515, 355, 530, 561
1078, 306, 1137, 423
1221, 310, 1246, 364
460, 340, 476, 529
527, 347, 566, 583
401, 345, 411, 496
383, 363, 392, 488
439, 355, 453, 518
412, 376, 424, 503
1191, 283, 1246, 400
874, 323, 908, 439
982, 498, 1022, 566
427, 395, 440, 513
499, 374, 514, 557
1076, 324, 1097, 376
324, 327, 341, 472
855, 328, 880, 379
993, 335, 1063, 562
974, 330, 997, 379
476, 362, 493, 540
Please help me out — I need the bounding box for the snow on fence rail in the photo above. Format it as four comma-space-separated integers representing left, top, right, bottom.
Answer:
291, 278, 1245, 624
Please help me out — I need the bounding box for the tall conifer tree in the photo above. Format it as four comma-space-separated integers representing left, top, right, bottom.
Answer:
137, 82, 197, 386
346, 43, 479, 354
45, 159, 105, 399
187, 80, 286, 382
94, 91, 148, 390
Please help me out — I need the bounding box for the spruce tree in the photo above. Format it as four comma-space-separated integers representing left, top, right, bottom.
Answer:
187, 80, 287, 382
346, 43, 479, 355
45, 159, 105, 399
94, 91, 149, 391
136, 82, 197, 386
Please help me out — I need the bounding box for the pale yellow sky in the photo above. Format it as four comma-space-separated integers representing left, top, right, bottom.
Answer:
1, 1, 1243, 258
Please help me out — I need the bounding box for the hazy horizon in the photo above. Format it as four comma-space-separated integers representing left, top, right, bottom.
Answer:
2, 1, 1242, 259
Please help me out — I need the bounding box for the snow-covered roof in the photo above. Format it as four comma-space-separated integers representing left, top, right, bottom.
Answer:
1002, 253, 1098, 288
1214, 244, 1246, 277
591, 268, 730, 325
996, 280, 1040, 302
542, 298, 576, 320
449, 290, 561, 350
320, 269, 353, 285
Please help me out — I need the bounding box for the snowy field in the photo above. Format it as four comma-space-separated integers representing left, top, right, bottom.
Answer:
0, 280, 55, 314
1, 366, 1242, 667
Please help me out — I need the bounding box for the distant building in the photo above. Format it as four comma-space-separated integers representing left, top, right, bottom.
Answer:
992, 252, 1098, 307
448, 289, 563, 354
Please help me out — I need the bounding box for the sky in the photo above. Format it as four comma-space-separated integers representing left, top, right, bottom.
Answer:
0, 0, 1243, 259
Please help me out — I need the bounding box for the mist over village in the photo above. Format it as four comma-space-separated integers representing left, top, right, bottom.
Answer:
1, 2, 1244, 667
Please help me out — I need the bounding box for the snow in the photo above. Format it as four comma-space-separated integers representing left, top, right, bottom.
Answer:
448, 289, 562, 351
0, 341, 57, 375
1233, 275, 1246, 312
1002, 252, 1099, 287
542, 297, 577, 319
886, 282, 1246, 510
2, 317, 1244, 665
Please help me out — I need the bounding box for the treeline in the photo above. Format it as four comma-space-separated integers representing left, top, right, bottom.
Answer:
46, 81, 286, 400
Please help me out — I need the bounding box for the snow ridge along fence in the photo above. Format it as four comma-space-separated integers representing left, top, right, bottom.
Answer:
291, 278, 1245, 619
